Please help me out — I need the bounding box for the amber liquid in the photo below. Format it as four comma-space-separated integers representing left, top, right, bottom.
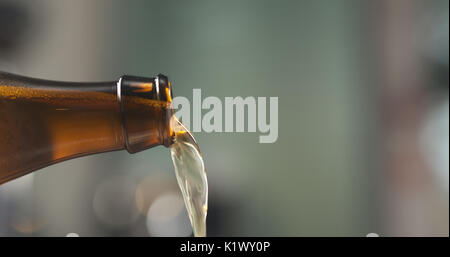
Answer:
170, 117, 208, 237
0, 72, 170, 185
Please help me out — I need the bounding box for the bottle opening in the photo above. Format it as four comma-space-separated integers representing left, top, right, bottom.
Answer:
119, 74, 174, 152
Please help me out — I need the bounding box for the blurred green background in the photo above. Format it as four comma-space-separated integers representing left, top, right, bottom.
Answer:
0, 0, 448, 236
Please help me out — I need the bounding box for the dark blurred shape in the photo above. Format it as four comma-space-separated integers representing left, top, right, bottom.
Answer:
0, 3, 28, 53
427, 59, 449, 91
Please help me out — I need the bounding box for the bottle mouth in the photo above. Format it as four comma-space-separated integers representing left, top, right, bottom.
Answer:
156, 74, 175, 147
155, 74, 173, 103
118, 74, 175, 152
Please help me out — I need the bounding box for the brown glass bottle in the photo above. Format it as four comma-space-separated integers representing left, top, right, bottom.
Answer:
0, 71, 174, 185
